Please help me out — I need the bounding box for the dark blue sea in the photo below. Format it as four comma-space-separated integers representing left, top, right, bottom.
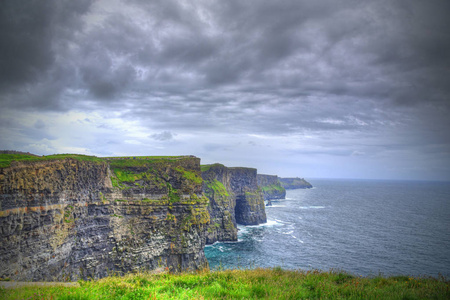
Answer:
204, 179, 450, 277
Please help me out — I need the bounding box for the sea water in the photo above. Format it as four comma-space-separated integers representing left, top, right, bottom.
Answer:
204, 179, 450, 277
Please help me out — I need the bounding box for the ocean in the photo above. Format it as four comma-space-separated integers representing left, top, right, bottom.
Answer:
204, 179, 450, 277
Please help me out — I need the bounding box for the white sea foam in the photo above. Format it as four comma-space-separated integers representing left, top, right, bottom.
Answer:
267, 205, 286, 208
298, 206, 325, 209
222, 239, 244, 244
274, 218, 290, 224
237, 226, 249, 236
207, 244, 226, 252
245, 219, 283, 228
205, 241, 220, 247
283, 230, 294, 235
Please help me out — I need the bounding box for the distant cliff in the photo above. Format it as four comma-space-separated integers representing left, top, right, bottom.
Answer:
279, 177, 313, 189
0, 154, 209, 281
202, 164, 266, 244
257, 174, 286, 201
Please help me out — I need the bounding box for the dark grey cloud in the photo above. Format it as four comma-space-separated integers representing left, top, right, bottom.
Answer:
0, 0, 93, 95
1, 0, 449, 179
2, 0, 448, 113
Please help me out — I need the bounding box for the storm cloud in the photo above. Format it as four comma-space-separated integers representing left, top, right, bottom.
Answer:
1, 0, 449, 180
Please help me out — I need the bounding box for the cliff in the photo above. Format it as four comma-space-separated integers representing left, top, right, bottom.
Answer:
279, 177, 313, 189
257, 174, 286, 201
201, 164, 237, 244
0, 154, 209, 281
202, 164, 267, 244
229, 167, 266, 226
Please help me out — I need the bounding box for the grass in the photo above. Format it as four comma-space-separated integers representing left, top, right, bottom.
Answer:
0, 153, 104, 168
200, 164, 224, 173
174, 167, 203, 185
205, 179, 230, 198
1, 268, 448, 299
109, 158, 201, 190
107, 156, 191, 168
261, 183, 285, 192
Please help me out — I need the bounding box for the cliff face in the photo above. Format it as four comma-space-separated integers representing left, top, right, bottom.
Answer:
229, 168, 266, 226
202, 164, 237, 244
279, 177, 313, 189
202, 164, 267, 244
0, 156, 209, 281
257, 174, 286, 201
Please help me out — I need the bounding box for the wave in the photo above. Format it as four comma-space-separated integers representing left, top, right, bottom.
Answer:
266, 204, 286, 208
274, 218, 293, 225
245, 219, 284, 228
298, 206, 325, 209
206, 244, 230, 252
290, 235, 304, 243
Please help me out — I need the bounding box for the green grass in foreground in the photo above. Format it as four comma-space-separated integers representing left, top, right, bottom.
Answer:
1, 268, 448, 299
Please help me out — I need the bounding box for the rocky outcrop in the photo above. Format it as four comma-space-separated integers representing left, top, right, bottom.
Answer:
279, 177, 313, 189
257, 174, 286, 201
229, 168, 266, 226
202, 164, 237, 244
0, 155, 209, 281
202, 164, 267, 244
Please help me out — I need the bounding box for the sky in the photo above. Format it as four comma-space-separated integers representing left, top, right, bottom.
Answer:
1, 0, 449, 181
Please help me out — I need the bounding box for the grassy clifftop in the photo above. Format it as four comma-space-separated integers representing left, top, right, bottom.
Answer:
107, 156, 203, 197
0, 153, 104, 168
0, 152, 196, 169
0, 153, 203, 198
2, 268, 448, 299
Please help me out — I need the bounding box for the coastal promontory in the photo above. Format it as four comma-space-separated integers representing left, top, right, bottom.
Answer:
0, 152, 269, 281
257, 174, 286, 201
279, 177, 313, 189
0, 153, 209, 281
202, 164, 267, 244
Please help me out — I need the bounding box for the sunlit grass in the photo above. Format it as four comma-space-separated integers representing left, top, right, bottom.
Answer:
1, 268, 448, 299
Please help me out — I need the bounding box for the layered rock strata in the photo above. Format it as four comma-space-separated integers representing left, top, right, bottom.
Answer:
202, 164, 267, 244
201, 164, 237, 244
257, 174, 286, 201
230, 168, 266, 225
0, 155, 209, 281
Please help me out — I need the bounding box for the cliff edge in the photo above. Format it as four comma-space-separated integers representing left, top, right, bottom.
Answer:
202, 164, 267, 244
279, 177, 313, 189
0, 154, 209, 281
201, 164, 237, 244
257, 174, 286, 201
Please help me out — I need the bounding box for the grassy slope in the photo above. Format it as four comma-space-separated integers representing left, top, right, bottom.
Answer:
1, 268, 448, 300
261, 183, 284, 192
